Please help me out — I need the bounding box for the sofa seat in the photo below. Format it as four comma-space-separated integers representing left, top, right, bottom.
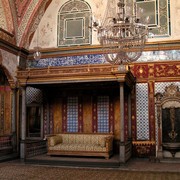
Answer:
47, 133, 113, 159
49, 144, 107, 152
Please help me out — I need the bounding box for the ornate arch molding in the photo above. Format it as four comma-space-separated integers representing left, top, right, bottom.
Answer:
21, 0, 52, 48
155, 84, 180, 158
0, 51, 15, 89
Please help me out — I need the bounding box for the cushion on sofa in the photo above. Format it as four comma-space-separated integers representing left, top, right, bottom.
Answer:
49, 135, 62, 146
99, 137, 106, 147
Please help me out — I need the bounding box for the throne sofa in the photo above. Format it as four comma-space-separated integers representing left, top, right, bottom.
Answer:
47, 133, 113, 159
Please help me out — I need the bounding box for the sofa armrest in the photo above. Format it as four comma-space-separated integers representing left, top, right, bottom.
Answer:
47, 135, 62, 147
105, 136, 113, 151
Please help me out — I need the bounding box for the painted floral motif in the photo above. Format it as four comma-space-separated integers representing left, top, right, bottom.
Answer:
28, 54, 107, 68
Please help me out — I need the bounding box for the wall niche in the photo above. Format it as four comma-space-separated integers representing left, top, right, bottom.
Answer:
155, 84, 180, 158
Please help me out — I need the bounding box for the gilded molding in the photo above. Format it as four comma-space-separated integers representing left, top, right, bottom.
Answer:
17, 64, 135, 87
0, 28, 16, 45
132, 141, 156, 145
130, 61, 180, 83
28, 40, 180, 59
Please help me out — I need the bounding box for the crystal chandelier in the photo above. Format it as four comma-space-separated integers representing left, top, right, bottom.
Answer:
93, 0, 148, 65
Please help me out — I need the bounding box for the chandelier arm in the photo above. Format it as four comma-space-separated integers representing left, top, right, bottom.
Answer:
93, 0, 148, 65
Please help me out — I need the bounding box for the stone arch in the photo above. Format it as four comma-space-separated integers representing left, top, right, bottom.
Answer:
0, 51, 15, 89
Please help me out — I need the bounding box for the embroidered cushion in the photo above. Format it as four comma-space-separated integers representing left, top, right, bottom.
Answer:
49, 135, 62, 146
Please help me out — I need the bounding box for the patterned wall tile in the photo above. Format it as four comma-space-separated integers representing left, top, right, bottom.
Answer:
28, 54, 106, 67
136, 83, 149, 140
26, 86, 43, 105
27, 50, 180, 68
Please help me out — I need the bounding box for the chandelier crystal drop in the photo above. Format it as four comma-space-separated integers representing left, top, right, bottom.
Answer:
93, 0, 149, 65
33, 47, 41, 60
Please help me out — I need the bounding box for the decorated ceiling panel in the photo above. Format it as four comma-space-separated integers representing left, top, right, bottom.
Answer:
0, 0, 13, 33
15, 0, 32, 24
0, 0, 51, 46
0, 0, 7, 31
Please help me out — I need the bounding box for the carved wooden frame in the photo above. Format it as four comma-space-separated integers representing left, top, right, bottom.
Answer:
155, 84, 180, 158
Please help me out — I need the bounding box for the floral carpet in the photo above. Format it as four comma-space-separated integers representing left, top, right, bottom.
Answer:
0, 162, 180, 180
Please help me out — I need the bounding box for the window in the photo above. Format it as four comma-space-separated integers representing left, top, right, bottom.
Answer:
57, 0, 92, 46
92, 95, 114, 133
97, 96, 109, 133
67, 96, 78, 132
136, 0, 170, 37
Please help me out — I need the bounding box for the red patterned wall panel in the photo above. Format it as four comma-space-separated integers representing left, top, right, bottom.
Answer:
78, 97, 83, 132
0, 94, 5, 135
154, 64, 180, 77
131, 62, 180, 80
62, 97, 67, 133
148, 81, 155, 141
132, 64, 149, 79
0, 86, 11, 135
130, 61, 180, 157
49, 103, 54, 134
92, 96, 97, 133
109, 97, 114, 133
43, 103, 48, 135
124, 91, 129, 141
131, 86, 137, 141
4, 89, 11, 134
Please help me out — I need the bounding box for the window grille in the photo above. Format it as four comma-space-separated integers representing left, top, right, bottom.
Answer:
67, 96, 78, 132
97, 96, 109, 133
136, 83, 149, 140
26, 87, 43, 105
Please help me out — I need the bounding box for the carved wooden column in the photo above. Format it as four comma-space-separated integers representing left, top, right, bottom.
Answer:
119, 82, 125, 162
11, 88, 17, 152
20, 86, 26, 159
115, 65, 135, 163
128, 93, 132, 139
156, 94, 163, 158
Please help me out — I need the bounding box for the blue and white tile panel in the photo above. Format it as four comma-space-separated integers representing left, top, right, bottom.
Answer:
27, 50, 180, 68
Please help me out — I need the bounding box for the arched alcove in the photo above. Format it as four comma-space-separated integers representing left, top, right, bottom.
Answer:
155, 84, 180, 158
0, 51, 16, 136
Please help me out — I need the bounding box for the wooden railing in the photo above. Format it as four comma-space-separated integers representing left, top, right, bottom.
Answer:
0, 135, 13, 155
25, 140, 47, 158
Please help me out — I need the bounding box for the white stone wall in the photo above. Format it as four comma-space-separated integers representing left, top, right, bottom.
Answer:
29, 0, 107, 49
29, 0, 180, 49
